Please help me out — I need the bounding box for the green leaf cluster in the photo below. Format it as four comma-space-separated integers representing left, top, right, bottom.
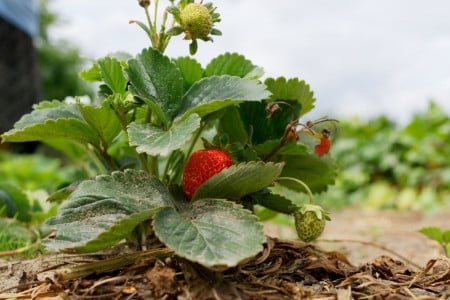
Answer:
2, 48, 338, 266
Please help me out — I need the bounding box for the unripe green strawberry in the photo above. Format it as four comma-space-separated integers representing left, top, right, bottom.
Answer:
180, 3, 213, 40
294, 204, 330, 242
182, 149, 233, 199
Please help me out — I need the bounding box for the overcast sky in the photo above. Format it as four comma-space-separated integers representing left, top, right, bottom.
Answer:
49, 0, 450, 124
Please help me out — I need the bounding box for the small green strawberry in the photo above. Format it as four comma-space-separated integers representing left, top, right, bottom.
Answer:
182, 149, 233, 199
294, 204, 330, 242
180, 3, 213, 40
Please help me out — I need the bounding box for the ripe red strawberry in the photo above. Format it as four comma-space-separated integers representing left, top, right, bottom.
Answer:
182, 149, 233, 199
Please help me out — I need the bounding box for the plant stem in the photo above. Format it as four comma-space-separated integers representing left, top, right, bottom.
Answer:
277, 177, 314, 204
153, 0, 159, 34
144, 5, 155, 47
138, 153, 151, 174
86, 145, 108, 174
149, 155, 159, 177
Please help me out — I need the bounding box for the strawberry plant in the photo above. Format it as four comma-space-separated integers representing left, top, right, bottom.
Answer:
1, 0, 338, 268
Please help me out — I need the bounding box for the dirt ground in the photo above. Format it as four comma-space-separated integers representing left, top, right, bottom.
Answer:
265, 208, 449, 268
0, 208, 449, 299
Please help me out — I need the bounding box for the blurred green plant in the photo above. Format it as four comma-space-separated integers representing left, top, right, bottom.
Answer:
317, 101, 450, 213
0, 152, 83, 254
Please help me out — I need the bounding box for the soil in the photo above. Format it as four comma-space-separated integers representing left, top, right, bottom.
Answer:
0, 208, 449, 299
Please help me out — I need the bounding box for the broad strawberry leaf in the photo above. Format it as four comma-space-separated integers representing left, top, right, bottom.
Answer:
127, 48, 183, 122
192, 161, 284, 201
279, 154, 337, 193
1, 102, 100, 146
97, 56, 128, 94
43, 169, 173, 253
77, 99, 122, 145
173, 56, 204, 92
176, 75, 270, 121
128, 114, 201, 156
265, 77, 316, 116
153, 199, 265, 267
205, 52, 264, 79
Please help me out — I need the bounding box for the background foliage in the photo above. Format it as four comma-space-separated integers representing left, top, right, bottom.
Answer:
318, 101, 450, 214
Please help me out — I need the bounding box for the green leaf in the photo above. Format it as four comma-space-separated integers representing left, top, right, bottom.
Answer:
443, 230, 450, 244
193, 161, 284, 201
176, 75, 270, 121
131, 20, 151, 38
97, 56, 128, 94
43, 169, 173, 253
205, 52, 264, 79
0, 189, 17, 218
127, 48, 183, 121
173, 56, 204, 92
265, 77, 315, 116
255, 140, 309, 159
1, 103, 100, 146
279, 154, 337, 193
189, 39, 198, 55
128, 114, 201, 156
79, 63, 102, 82
153, 199, 265, 267
252, 189, 299, 215
419, 226, 444, 243
77, 99, 122, 145
0, 182, 31, 222
217, 106, 248, 144
238, 100, 296, 145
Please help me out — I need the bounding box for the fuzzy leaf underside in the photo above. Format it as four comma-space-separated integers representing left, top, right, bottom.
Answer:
127, 48, 183, 121
128, 114, 201, 156
153, 199, 265, 267
193, 161, 284, 201
43, 170, 173, 253
2, 118, 99, 146
1, 102, 99, 146
176, 75, 270, 121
